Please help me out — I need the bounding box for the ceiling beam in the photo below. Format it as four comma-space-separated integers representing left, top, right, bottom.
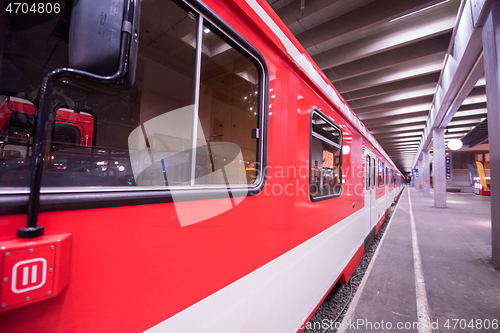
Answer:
370, 124, 426, 134
341, 72, 441, 100
309, 3, 457, 67
346, 83, 436, 109
354, 97, 432, 115
271, 0, 375, 35
295, 0, 452, 52
335, 53, 444, 93
324, 33, 451, 81
365, 115, 428, 128
374, 130, 424, 139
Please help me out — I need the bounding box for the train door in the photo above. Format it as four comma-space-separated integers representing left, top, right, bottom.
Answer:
370, 155, 377, 231
385, 167, 390, 210
364, 149, 376, 238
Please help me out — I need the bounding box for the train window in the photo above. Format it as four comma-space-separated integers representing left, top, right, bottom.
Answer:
0, 0, 266, 196
195, 22, 260, 185
377, 159, 384, 187
310, 110, 342, 201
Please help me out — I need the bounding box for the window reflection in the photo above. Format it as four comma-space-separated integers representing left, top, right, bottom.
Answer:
310, 112, 342, 200
378, 159, 384, 187
0, 0, 262, 190
197, 24, 259, 185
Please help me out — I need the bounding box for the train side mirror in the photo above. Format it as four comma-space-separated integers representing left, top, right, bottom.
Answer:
68, 0, 140, 88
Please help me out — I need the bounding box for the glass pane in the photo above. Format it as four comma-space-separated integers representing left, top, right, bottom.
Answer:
366, 157, 370, 190
310, 137, 341, 198
312, 115, 341, 146
195, 24, 259, 185
378, 160, 384, 187
0, 0, 199, 189
371, 157, 376, 188
0, 96, 35, 187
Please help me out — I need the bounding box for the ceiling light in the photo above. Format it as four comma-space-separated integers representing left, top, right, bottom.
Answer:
204, 28, 210, 34
390, 0, 450, 22
448, 139, 463, 150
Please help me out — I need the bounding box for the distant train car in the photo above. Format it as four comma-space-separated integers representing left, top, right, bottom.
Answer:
0, 0, 404, 332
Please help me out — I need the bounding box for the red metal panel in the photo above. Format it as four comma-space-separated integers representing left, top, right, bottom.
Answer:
0, 234, 71, 313
339, 243, 364, 285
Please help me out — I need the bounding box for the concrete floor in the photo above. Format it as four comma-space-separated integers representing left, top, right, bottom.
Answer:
339, 186, 500, 333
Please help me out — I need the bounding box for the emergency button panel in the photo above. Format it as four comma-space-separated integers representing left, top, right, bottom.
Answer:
0, 234, 71, 312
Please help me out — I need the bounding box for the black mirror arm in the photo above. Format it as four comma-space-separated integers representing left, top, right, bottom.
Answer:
5, 96, 16, 112
18, 8, 134, 239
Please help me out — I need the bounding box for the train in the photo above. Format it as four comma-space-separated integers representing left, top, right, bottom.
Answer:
0, 0, 404, 332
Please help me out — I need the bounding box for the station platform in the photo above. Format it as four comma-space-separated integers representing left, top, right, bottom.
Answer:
339, 186, 500, 333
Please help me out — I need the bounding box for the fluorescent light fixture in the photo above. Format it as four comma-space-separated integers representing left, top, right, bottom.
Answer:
390, 0, 450, 22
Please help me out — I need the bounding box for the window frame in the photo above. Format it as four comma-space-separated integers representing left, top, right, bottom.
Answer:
370, 156, 376, 189
0, 0, 269, 215
377, 159, 384, 187
309, 107, 343, 202
365, 154, 371, 190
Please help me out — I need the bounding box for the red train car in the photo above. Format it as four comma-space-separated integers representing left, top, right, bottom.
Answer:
0, 0, 404, 332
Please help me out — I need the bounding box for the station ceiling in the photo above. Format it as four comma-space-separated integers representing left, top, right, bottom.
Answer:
266, 0, 488, 173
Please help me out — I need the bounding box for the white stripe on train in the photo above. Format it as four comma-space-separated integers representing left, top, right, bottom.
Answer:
143, 208, 366, 333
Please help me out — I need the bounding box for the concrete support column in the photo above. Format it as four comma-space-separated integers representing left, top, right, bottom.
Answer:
483, 2, 500, 267
433, 128, 446, 208
418, 159, 423, 192
423, 150, 431, 197
413, 165, 419, 189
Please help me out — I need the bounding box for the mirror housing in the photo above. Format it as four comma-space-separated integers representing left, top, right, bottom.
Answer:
68, 0, 140, 87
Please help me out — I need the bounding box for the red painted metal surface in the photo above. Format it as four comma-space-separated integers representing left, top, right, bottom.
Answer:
0, 98, 36, 132
0, 99, 94, 148
339, 244, 364, 285
55, 109, 94, 147
375, 214, 386, 234
0, 234, 71, 313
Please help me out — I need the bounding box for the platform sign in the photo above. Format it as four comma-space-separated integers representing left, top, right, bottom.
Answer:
413, 168, 418, 177
446, 155, 451, 179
